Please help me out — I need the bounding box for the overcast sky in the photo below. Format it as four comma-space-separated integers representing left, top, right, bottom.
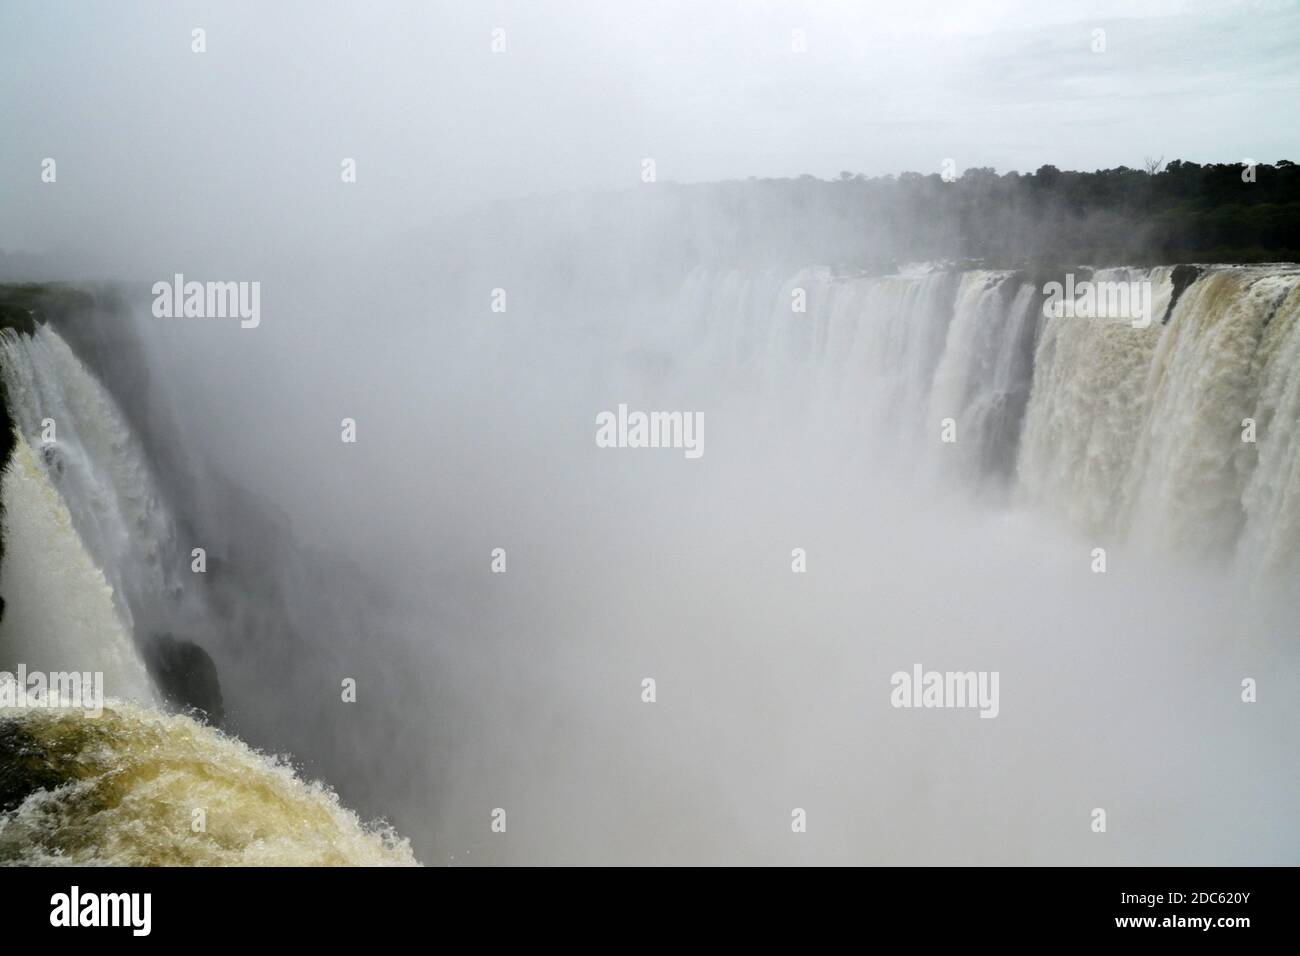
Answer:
2, 0, 1297, 270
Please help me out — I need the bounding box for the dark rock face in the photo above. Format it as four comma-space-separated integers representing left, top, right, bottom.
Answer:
1164, 264, 1202, 324
142, 634, 225, 726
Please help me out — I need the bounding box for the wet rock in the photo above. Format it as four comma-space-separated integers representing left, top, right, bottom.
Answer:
142, 634, 224, 725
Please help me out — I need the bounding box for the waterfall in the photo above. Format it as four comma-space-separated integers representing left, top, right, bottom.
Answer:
926, 271, 1042, 492
1239, 275, 1300, 576
662, 262, 1300, 576
0, 325, 185, 637
0, 321, 420, 866
0, 325, 169, 701
0, 431, 156, 702
1020, 265, 1300, 576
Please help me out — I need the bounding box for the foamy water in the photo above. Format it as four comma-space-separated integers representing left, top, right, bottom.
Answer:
0, 701, 417, 866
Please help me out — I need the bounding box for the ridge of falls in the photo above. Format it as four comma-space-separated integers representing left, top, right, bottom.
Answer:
665, 263, 1300, 579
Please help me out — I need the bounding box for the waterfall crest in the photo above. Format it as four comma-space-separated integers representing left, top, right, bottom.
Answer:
665, 263, 1300, 575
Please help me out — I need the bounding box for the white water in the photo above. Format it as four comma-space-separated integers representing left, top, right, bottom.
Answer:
1, 269, 1296, 866
0, 700, 418, 866
663, 263, 1300, 577
1023, 266, 1300, 580
0, 325, 420, 866
0, 324, 177, 698
0, 433, 156, 702
416, 259, 1299, 864
0, 323, 191, 700
0, 326, 184, 636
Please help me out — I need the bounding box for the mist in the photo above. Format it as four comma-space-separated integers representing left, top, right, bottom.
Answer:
58, 227, 1295, 865
1, 1, 1297, 867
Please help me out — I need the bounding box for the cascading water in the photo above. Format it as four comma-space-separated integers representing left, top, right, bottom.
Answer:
0, 321, 418, 866
671, 266, 958, 466
926, 271, 1042, 491
1020, 265, 1300, 579
663, 262, 1300, 577
1, 264, 1295, 867
0, 432, 156, 702
1239, 275, 1300, 577
0, 326, 183, 636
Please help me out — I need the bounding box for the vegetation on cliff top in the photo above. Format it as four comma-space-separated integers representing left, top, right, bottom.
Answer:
0, 284, 95, 336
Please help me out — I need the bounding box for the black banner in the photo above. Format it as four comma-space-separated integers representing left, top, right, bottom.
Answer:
0, 866, 1288, 941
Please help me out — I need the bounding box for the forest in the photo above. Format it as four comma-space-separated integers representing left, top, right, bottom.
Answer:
640, 159, 1300, 274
